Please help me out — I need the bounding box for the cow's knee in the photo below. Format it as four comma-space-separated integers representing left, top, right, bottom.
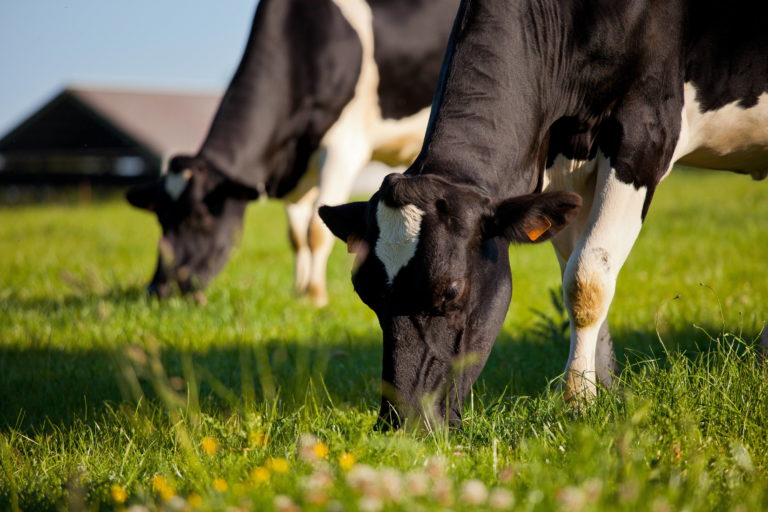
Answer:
564, 255, 613, 330
285, 202, 314, 294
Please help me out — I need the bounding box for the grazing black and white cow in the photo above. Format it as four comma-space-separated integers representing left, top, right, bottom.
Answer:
127, 0, 459, 305
320, 0, 768, 428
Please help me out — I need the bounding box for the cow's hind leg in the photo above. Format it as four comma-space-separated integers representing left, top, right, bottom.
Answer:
285, 186, 319, 296
308, 138, 372, 306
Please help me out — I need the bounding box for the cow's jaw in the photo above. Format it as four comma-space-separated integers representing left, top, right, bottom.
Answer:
373, 236, 513, 431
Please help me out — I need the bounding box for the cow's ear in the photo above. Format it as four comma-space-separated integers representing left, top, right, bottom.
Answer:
126, 182, 159, 211
319, 202, 368, 245
488, 191, 582, 243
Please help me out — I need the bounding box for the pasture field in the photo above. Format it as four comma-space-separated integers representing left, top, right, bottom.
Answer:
0, 169, 766, 512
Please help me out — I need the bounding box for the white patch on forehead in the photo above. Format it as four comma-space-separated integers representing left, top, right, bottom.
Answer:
375, 202, 424, 284
164, 169, 192, 201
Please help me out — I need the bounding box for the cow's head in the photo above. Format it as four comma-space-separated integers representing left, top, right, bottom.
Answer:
126, 155, 258, 298
320, 173, 581, 429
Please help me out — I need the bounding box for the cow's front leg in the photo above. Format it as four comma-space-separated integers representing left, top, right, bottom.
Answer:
551, 179, 618, 388
561, 157, 652, 400
309, 137, 372, 306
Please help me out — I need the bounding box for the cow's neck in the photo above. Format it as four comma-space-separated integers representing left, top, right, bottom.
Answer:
198, 0, 361, 197
412, 0, 576, 200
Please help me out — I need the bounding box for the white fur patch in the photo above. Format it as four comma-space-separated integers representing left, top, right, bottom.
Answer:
164, 169, 192, 201
375, 202, 424, 284
674, 82, 768, 175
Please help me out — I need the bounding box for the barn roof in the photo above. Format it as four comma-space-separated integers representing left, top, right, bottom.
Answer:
0, 86, 222, 162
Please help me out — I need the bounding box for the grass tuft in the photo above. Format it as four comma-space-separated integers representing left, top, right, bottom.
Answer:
0, 169, 766, 511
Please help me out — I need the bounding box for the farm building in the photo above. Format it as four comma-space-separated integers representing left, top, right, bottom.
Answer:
0, 86, 220, 185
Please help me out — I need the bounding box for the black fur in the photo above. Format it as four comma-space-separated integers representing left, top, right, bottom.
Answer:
128, 0, 457, 297
322, 174, 579, 428
199, 0, 363, 197
323, 0, 768, 428
369, 0, 460, 119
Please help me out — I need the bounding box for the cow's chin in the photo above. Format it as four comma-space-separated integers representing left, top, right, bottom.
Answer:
146, 245, 231, 302
372, 313, 488, 432
371, 256, 513, 431
375, 387, 463, 432
147, 264, 209, 301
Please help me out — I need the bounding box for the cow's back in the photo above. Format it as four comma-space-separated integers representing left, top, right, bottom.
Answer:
368, 0, 460, 120
675, 1, 768, 176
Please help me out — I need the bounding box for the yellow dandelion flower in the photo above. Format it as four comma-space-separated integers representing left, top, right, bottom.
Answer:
151, 475, 175, 501
201, 436, 218, 455
267, 457, 290, 473
110, 484, 127, 504
252, 466, 271, 483
313, 442, 329, 459
187, 492, 203, 508
151, 475, 168, 491
339, 452, 356, 470
213, 477, 229, 492
250, 431, 268, 447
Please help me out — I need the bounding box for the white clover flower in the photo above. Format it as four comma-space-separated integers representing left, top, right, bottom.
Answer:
425, 456, 448, 479
164, 496, 187, 512
274, 495, 299, 512
299, 434, 326, 462
556, 486, 587, 511
304, 466, 334, 491
347, 464, 380, 496
432, 478, 453, 506
358, 496, 383, 512
488, 488, 515, 510
460, 479, 488, 506
405, 471, 430, 497
582, 477, 603, 503
378, 468, 403, 501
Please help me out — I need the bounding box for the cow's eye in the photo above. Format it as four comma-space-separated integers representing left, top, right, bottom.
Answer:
444, 279, 466, 303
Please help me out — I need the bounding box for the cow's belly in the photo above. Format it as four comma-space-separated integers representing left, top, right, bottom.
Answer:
369, 107, 431, 167
675, 83, 768, 178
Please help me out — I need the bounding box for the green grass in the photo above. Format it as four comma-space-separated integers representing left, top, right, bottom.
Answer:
0, 169, 766, 511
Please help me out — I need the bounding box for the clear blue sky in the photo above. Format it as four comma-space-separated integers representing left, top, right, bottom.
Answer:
0, 0, 258, 137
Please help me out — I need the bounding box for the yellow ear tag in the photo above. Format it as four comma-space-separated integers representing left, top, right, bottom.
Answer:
525, 217, 552, 241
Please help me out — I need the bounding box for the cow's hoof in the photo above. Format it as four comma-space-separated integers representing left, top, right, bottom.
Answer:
561, 371, 597, 407
192, 291, 208, 306
308, 283, 328, 307
293, 280, 310, 296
